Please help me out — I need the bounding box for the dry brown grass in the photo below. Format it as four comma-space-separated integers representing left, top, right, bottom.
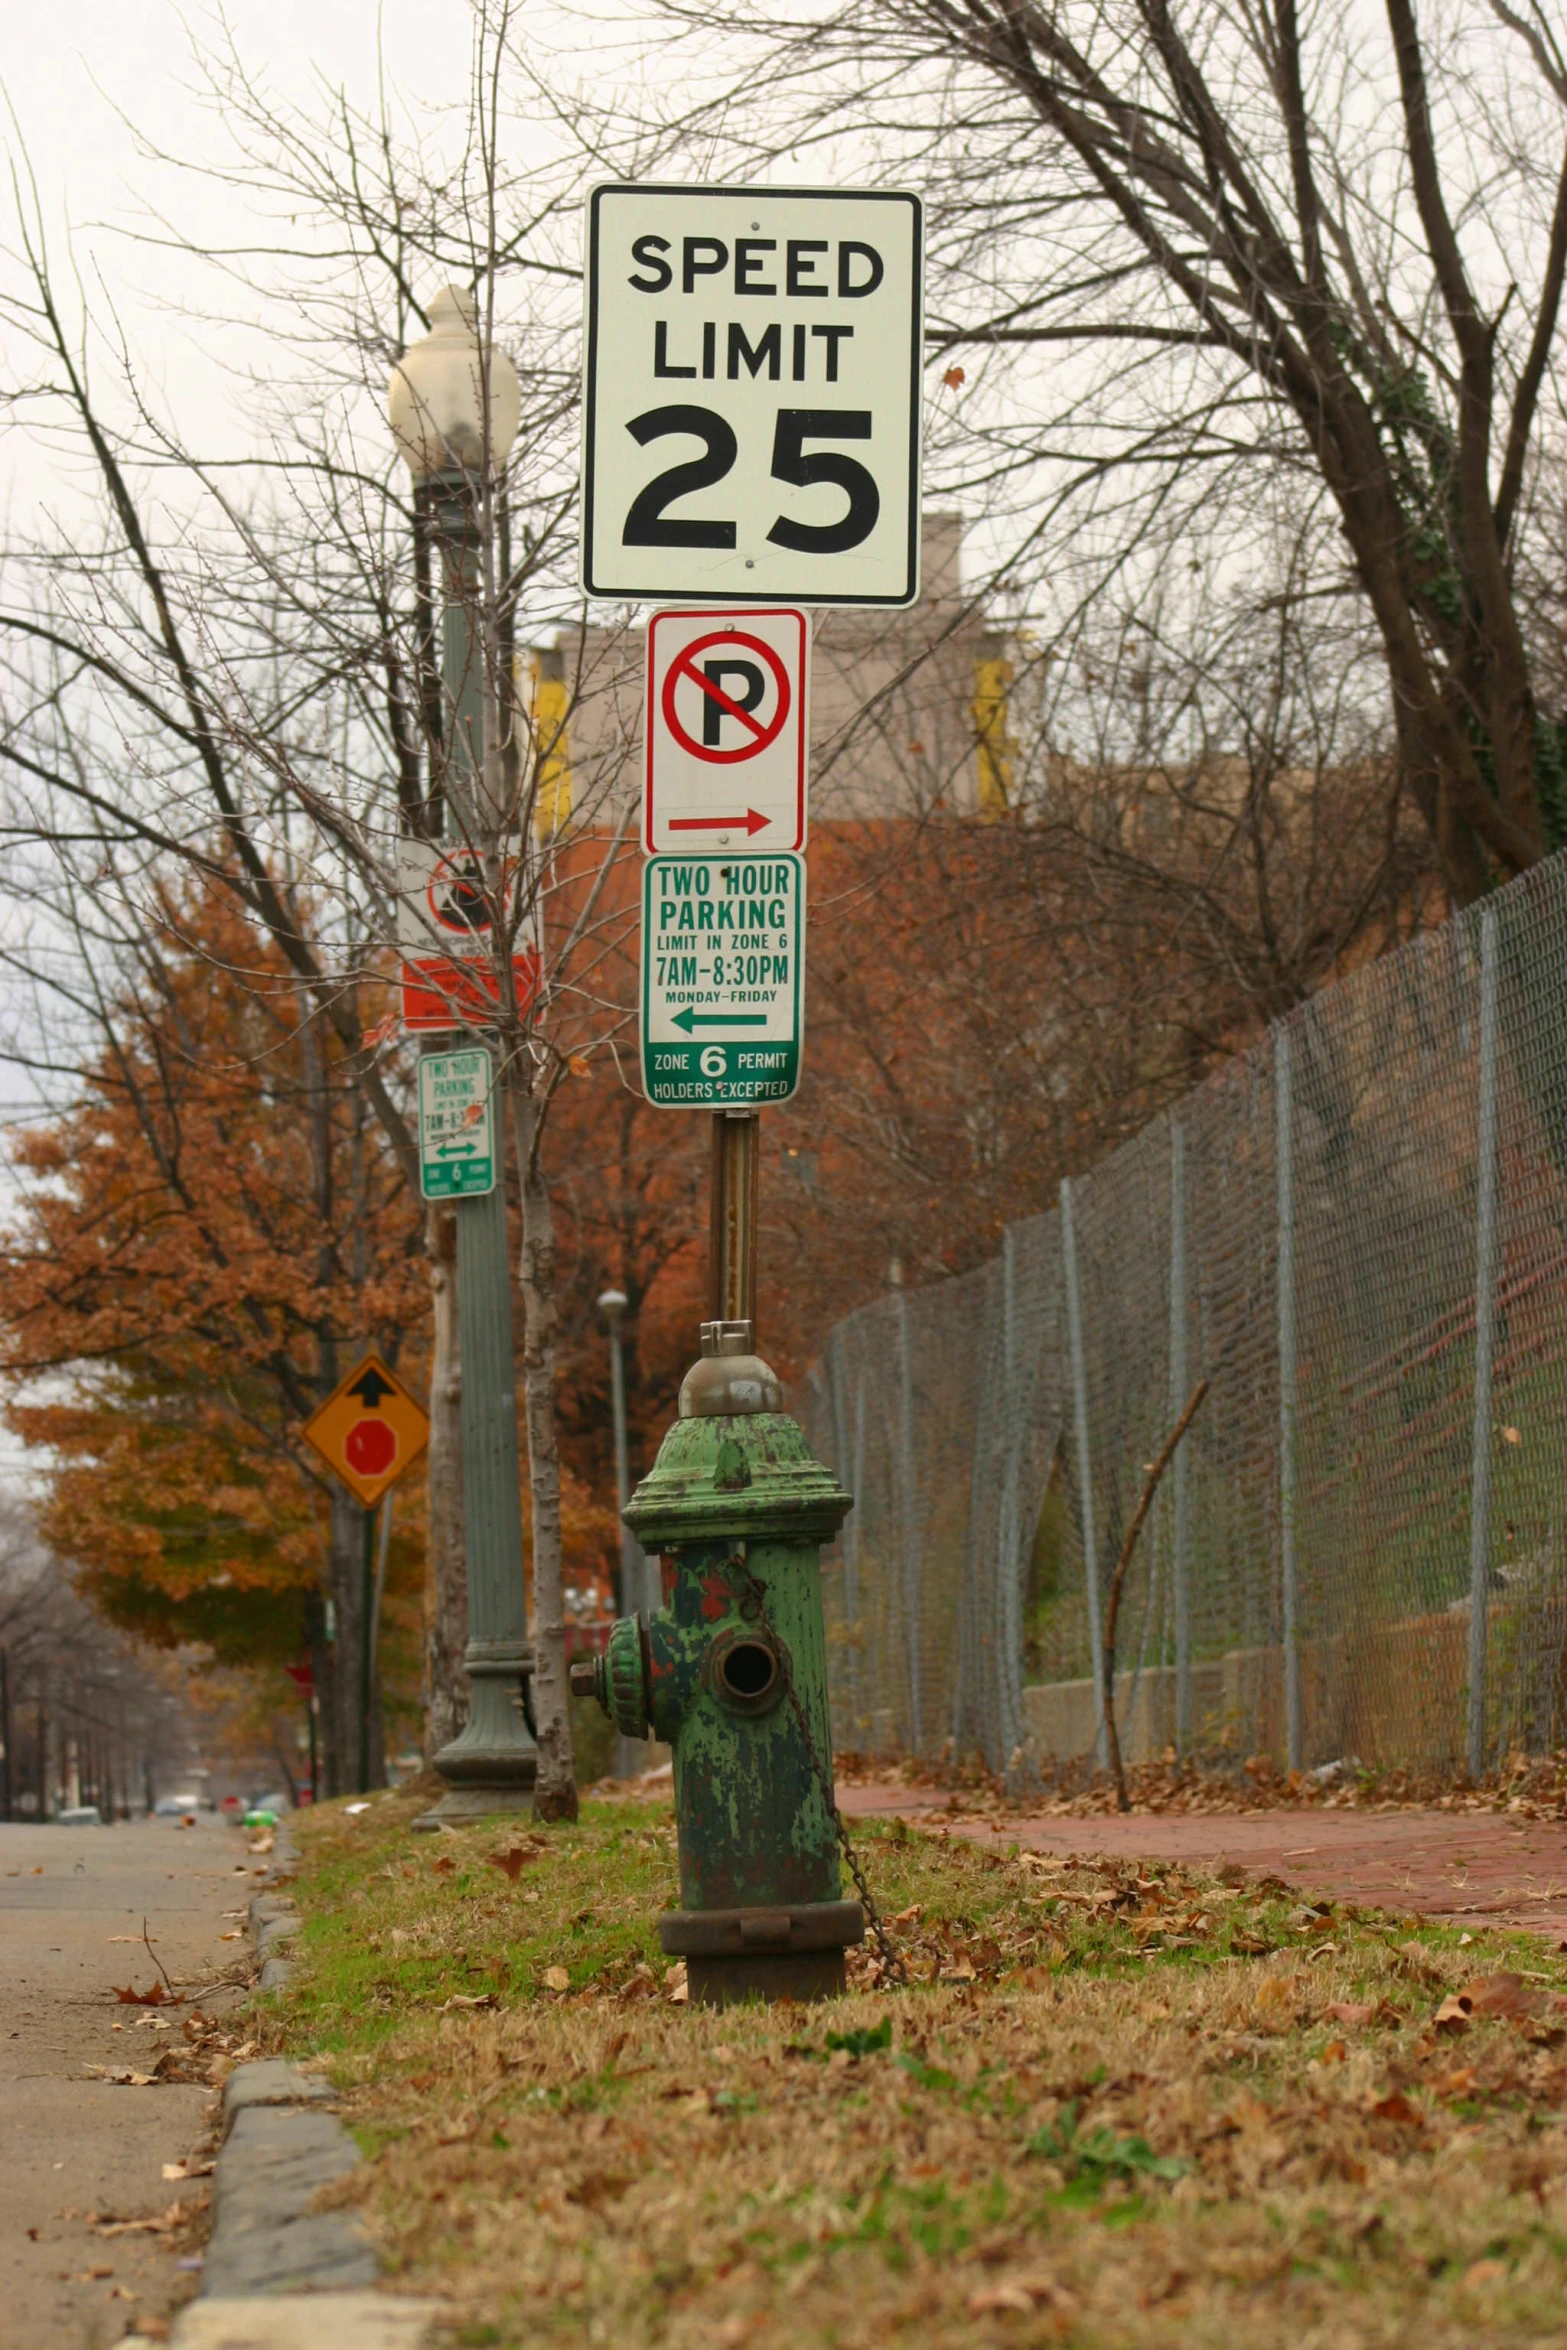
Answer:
260, 1786, 1567, 2348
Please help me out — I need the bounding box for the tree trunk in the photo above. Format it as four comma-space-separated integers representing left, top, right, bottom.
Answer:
513, 1083, 576, 1822
423, 1201, 468, 1756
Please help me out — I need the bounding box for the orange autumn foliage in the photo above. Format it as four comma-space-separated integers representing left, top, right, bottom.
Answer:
0, 879, 428, 1667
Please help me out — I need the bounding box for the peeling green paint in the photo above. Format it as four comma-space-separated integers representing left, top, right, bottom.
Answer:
618, 1409, 853, 1916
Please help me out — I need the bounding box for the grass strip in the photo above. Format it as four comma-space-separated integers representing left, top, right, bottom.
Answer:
256, 1784, 1567, 2348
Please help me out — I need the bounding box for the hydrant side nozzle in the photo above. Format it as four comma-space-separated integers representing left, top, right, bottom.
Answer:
601, 1612, 653, 1740
567, 1657, 600, 1702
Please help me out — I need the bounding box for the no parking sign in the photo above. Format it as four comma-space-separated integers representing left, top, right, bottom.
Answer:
645, 605, 808, 853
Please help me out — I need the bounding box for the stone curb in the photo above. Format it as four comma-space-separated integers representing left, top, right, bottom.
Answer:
174, 1819, 407, 2337
171, 2290, 444, 2348
253, 1825, 301, 1993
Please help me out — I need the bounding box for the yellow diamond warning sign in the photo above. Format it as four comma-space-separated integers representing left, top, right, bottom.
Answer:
300, 1352, 430, 1508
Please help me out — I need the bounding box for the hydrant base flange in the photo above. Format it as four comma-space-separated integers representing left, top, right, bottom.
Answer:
658, 1898, 864, 1958
686, 1949, 849, 2008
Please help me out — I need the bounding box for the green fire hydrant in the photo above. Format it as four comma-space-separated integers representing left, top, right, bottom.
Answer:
569, 1323, 861, 2005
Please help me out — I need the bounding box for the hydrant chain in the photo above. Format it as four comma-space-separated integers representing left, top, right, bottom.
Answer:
726, 1547, 908, 1989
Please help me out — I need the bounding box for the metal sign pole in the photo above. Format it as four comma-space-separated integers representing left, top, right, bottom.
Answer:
358, 1502, 376, 1795
709, 1111, 761, 1335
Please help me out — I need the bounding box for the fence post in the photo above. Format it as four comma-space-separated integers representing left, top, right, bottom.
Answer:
827, 1331, 859, 1732
1060, 1177, 1108, 1768
1169, 1122, 1192, 1755
1276, 1027, 1303, 1772
1467, 904, 1502, 1780
996, 1227, 1026, 1773
896, 1291, 924, 1754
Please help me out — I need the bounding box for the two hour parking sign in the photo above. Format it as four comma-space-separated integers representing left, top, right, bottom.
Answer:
645, 605, 808, 853
641, 852, 804, 1106
582, 184, 923, 606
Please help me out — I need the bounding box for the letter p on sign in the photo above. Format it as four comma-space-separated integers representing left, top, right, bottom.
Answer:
644, 605, 809, 853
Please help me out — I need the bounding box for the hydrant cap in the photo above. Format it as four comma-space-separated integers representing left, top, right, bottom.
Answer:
623, 1408, 851, 1549
678, 1348, 784, 1419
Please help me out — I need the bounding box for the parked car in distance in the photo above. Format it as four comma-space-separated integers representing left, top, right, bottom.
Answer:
56, 1805, 103, 1827
153, 1794, 201, 1817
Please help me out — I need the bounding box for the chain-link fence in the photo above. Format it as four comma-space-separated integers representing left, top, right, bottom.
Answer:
805, 851, 1567, 1780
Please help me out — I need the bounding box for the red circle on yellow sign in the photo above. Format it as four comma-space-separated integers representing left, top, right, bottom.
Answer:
345, 1419, 397, 1476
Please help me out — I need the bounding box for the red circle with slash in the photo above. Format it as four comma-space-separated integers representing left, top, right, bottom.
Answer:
661, 630, 792, 764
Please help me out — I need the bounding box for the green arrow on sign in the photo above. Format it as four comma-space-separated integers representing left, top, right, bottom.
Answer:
671, 1008, 769, 1032
436, 1139, 481, 1157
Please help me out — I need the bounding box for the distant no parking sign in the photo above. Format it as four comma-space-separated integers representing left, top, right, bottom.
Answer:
645, 605, 808, 853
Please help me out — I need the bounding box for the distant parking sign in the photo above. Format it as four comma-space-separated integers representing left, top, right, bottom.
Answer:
582, 184, 923, 606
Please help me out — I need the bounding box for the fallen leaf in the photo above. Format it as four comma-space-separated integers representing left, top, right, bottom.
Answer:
1433, 2066, 1478, 2097
161, 2161, 213, 2182
94, 2203, 186, 2237
1323, 2002, 1376, 2027
1367, 2091, 1423, 2127
439, 1992, 499, 2012
217, 1932, 244, 1944
1464, 1970, 1564, 2018
112, 1984, 167, 2007
432, 1857, 457, 1877
967, 2277, 1064, 2315
1464, 2256, 1508, 2288
666, 1961, 689, 2004
487, 1846, 540, 1884
542, 1967, 571, 1993
1254, 1975, 1296, 2026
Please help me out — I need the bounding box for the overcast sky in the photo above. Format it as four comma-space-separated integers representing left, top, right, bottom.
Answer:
7, 1, 488, 244
0, 4, 513, 1481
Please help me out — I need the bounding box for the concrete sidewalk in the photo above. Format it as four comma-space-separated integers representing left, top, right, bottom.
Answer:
838, 1785, 1567, 1941
1, 1812, 261, 2347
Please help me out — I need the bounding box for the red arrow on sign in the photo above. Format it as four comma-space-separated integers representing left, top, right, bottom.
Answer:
667, 810, 771, 836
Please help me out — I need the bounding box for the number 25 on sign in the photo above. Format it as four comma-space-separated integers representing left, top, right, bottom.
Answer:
582, 185, 922, 607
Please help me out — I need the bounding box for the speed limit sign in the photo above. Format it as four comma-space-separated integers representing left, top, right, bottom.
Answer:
582, 184, 923, 607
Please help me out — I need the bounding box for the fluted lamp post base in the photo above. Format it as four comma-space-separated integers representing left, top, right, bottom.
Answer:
412, 1639, 537, 1831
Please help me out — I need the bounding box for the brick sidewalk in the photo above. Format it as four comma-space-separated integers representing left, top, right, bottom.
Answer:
837, 1784, 1567, 1943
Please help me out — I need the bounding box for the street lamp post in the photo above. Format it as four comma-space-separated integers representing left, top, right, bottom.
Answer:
597, 1289, 651, 1776
390, 287, 537, 1826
